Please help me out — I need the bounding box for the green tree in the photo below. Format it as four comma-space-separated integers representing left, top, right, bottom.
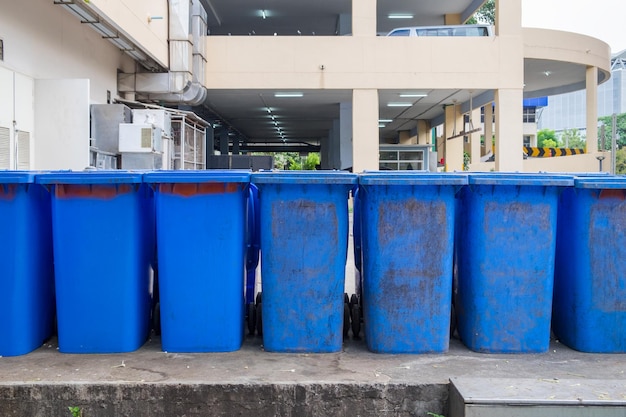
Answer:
537, 129, 561, 147
466, 0, 495, 24
617, 147, 626, 174
560, 128, 585, 148
598, 113, 626, 149
302, 153, 320, 170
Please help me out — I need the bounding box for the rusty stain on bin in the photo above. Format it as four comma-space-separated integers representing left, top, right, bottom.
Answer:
0, 184, 17, 200
160, 182, 240, 196
599, 189, 626, 200
590, 201, 626, 312
55, 184, 133, 199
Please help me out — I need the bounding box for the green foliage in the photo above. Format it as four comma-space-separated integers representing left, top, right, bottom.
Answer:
272, 152, 320, 170
463, 152, 470, 171
598, 114, 626, 149
68, 406, 82, 417
537, 129, 561, 148
559, 128, 585, 148
426, 412, 445, 417
617, 148, 626, 174
541, 138, 558, 148
466, 0, 495, 24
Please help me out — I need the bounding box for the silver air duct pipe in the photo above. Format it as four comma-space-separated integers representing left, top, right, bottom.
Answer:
118, 0, 208, 106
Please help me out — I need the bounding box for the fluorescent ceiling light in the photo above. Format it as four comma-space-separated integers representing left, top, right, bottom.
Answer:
379, 124, 386, 128
388, 14, 414, 19
274, 92, 303, 98
379, 119, 393, 123
399, 93, 428, 98
387, 102, 413, 107
261, 10, 267, 19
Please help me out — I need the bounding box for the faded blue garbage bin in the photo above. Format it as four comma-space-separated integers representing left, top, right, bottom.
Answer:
0, 172, 55, 356
553, 175, 626, 352
251, 171, 357, 353
144, 171, 250, 352
358, 172, 467, 353
36, 171, 153, 353
455, 173, 573, 353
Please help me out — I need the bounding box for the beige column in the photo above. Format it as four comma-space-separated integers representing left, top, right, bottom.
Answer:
495, 89, 524, 172
444, 103, 464, 172
417, 120, 431, 145
352, 0, 376, 37
586, 66, 599, 153
352, 89, 379, 172
444, 14, 462, 25
484, 103, 493, 157
470, 107, 481, 165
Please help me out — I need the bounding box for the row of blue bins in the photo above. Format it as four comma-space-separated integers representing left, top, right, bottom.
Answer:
0, 170, 624, 356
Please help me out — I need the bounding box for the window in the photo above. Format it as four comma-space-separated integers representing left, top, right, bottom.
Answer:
523, 107, 536, 123
387, 29, 411, 37
523, 135, 532, 147
379, 146, 428, 171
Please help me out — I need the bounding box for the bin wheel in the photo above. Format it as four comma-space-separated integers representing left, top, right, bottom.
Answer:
152, 302, 161, 336
256, 302, 263, 336
450, 304, 456, 338
343, 302, 351, 338
350, 293, 358, 308
247, 303, 257, 336
256, 292, 263, 305
351, 303, 361, 339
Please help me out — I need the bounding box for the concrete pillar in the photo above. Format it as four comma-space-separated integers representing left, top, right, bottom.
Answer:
484, 103, 494, 156
470, 107, 481, 165
352, 0, 376, 37
339, 102, 353, 170
320, 134, 331, 169
417, 120, 430, 145
206, 125, 214, 157
352, 89, 379, 172
232, 137, 240, 154
219, 129, 229, 155
444, 14, 462, 25
398, 131, 412, 145
586, 66, 599, 153
444, 103, 464, 172
331, 119, 341, 169
495, 89, 524, 172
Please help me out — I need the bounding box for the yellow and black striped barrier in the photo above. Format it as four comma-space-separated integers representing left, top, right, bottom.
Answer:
523, 147, 586, 158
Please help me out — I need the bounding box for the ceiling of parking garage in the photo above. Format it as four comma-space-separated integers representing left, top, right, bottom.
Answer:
201, 0, 481, 36
195, 0, 602, 154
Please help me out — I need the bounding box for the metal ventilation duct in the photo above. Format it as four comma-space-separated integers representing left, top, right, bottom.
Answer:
117, 0, 208, 106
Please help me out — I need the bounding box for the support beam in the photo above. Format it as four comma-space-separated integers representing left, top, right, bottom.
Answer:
352, 89, 379, 172
445, 103, 464, 172
586, 66, 599, 153
495, 89, 524, 172
352, 0, 376, 37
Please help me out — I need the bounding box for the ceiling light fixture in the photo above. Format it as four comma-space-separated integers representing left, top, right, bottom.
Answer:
261, 10, 267, 19
399, 93, 428, 98
379, 119, 393, 123
379, 124, 386, 128
388, 14, 414, 19
274, 92, 303, 98
387, 102, 413, 107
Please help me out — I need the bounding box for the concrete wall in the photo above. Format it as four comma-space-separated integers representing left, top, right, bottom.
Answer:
0, 0, 136, 169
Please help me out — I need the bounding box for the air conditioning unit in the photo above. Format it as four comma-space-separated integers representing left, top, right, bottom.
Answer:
118, 124, 163, 153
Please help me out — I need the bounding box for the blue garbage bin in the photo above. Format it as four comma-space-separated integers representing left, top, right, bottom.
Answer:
357, 172, 467, 353
36, 171, 153, 353
553, 176, 626, 352
251, 171, 357, 353
455, 173, 573, 353
0, 172, 55, 356
144, 171, 250, 352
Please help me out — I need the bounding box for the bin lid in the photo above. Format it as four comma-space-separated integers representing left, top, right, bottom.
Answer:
467, 173, 574, 187
0, 171, 36, 184
144, 170, 250, 184
36, 171, 143, 184
575, 176, 626, 189
251, 171, 358, 185
359, 172, 468, 186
